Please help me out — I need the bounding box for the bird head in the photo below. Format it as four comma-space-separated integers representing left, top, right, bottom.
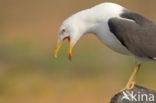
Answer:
53, 2, 125, 60
54, 14, 87, 60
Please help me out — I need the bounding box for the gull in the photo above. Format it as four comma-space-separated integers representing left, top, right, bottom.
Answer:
54, 2, 156, 89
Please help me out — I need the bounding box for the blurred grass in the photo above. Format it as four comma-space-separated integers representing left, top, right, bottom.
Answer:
1, 0, 156, 103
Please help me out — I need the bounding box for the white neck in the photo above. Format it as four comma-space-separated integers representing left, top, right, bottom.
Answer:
85, 3, 124, 33
81, 3, 130, 55
63, 3, 130, 55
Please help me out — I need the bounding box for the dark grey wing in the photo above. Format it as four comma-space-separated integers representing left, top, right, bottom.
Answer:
108, 12, 156, 59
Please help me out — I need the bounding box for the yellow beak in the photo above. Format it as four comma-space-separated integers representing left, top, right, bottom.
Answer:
54, 36, 73, 60
54, 40, 62, 58
68, 44, 73, 60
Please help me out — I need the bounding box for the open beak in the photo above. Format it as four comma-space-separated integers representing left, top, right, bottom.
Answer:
54, 36, 73, 60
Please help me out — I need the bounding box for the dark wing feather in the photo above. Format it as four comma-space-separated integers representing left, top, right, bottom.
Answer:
108, 12, 156, 59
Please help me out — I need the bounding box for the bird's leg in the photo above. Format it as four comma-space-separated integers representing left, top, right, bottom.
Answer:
125, 64, 141, 90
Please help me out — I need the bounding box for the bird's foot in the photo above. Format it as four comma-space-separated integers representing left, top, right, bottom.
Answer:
120, 81, 135, 92
125, 81, 135, 90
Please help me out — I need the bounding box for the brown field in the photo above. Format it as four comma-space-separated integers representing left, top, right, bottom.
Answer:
1, 0, 156, 103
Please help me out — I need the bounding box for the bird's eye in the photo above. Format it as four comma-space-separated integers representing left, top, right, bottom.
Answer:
61, 29, 66, 34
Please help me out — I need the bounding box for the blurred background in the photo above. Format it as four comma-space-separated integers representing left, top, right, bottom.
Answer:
1, 0, 156, 103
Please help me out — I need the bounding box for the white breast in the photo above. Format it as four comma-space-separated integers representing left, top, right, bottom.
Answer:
96, 25, 131, 55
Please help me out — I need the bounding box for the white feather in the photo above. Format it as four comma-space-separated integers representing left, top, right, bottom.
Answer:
60, 2, 132, 55
88, 2, 132, 55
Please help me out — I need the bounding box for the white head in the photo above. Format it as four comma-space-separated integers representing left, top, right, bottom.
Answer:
54, 9, 92, 60
54, 2, 124, 60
